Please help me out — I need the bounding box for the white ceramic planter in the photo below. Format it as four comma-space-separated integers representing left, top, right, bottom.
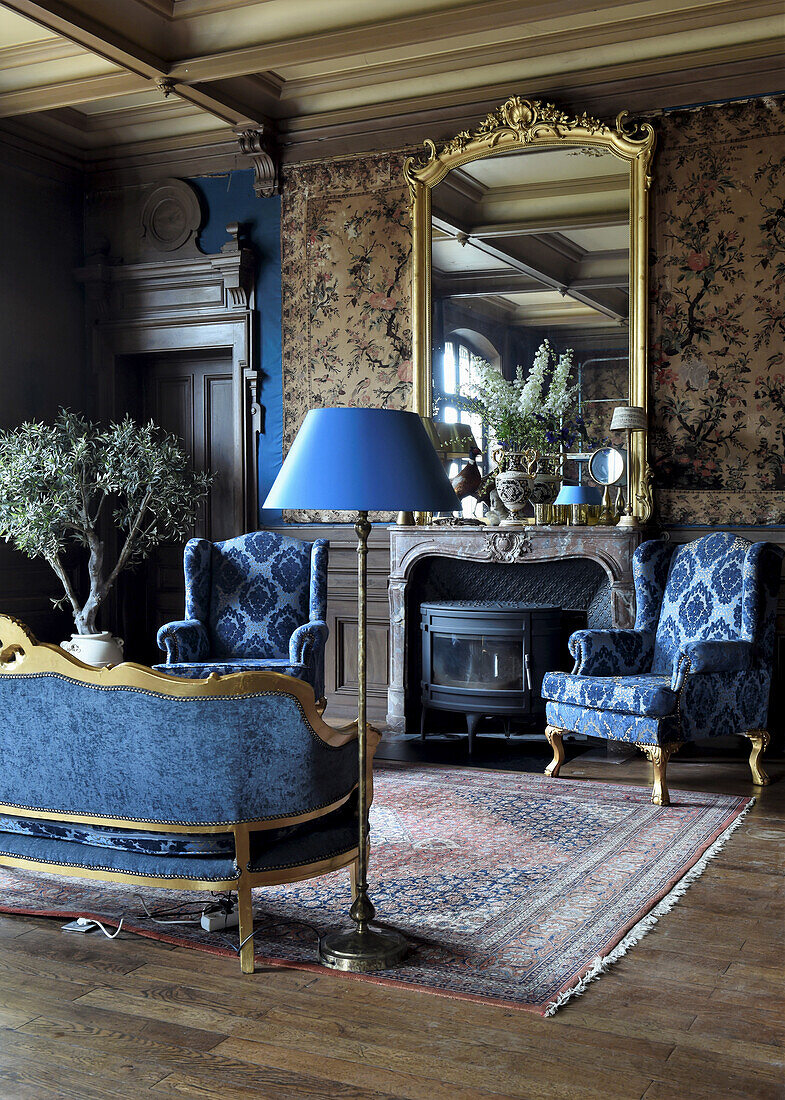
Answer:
61, 632, 124, 668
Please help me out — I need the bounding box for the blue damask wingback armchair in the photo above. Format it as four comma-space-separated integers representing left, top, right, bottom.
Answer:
541, 533, 783, 805
155, 531, 329, 702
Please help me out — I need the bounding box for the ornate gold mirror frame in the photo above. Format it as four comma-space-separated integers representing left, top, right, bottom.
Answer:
404, 97, 656, 522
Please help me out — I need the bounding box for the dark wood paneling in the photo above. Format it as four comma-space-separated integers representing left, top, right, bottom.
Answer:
271, 524, 392, 721
204, 373, 236, 542
116, 349, 235, 663
327, 600, 391, 719
0, 544, 76, 645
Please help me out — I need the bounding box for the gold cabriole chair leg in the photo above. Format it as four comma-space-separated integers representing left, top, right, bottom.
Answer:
744, 730, 771, 786
544, 725, 566, 777
349, 859, 359, 901
639, 743, 680, 806
233, 826, 255, 974
238, 880, 255, 974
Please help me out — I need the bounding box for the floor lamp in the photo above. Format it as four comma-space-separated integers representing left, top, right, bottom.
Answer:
264, 407, 459, 971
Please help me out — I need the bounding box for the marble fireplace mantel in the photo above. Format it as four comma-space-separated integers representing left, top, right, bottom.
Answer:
387, 524, 643, 730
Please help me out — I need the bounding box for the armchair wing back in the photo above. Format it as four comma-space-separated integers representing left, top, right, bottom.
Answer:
185, 532, 325, 660
541, 532, 783, 805
157, 532, 329, 700
649, 532, 777, 675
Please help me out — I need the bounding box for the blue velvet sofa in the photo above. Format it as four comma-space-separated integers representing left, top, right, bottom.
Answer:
155, 531, 329, 703
541, 533, 783, 805
0, 615, 370, 972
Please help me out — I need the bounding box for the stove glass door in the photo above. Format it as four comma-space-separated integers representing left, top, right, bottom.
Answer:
431, 632, 523, 691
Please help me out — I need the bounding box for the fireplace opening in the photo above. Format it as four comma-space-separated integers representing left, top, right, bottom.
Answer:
405, 555, 610, 741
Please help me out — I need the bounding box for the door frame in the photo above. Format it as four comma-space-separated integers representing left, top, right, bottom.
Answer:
77, 240, 259, 535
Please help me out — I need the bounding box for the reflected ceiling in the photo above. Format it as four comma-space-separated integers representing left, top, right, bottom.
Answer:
432, 147, 629, 332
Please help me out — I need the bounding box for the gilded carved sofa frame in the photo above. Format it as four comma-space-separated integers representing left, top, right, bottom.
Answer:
0, 616, 374, 973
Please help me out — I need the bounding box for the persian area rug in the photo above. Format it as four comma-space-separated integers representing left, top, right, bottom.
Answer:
0, 767, 752, 1015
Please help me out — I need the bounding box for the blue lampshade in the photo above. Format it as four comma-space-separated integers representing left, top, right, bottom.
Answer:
554, 484, 603, 506
263, 407, 461, 512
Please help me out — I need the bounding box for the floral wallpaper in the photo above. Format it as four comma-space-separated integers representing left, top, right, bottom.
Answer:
650, 95, 785, 525
280, 151, 412, 522
279, 95, 785, 527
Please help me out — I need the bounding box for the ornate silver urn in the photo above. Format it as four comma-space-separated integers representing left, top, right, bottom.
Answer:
493, 448, 537, 526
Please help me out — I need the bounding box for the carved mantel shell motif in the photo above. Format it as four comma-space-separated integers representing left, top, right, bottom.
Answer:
484, 529, 533, 563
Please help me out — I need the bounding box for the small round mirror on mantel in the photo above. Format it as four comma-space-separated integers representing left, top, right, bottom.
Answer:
588, 446, 625, 486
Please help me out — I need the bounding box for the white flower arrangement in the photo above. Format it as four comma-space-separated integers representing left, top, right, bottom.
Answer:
461, 340, 579, 453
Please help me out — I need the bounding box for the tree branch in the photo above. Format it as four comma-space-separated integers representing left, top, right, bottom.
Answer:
104, 488, 153, 594
45, 551, 82, 621
90, 491, 107, 527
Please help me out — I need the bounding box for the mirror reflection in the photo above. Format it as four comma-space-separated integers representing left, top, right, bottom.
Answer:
431, 145, 630, 470
588, 445, 626, 486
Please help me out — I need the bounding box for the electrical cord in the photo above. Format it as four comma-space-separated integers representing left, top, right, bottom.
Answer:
133, 892, 236, 925
217, 911, 324, 957
63, 916, 125, 938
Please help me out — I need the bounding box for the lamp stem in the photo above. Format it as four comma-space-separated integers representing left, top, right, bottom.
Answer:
352, 510, 374, 933
617, 426, 639, 527
318, 511, 408, 971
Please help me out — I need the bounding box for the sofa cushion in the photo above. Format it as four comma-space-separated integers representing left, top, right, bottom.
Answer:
541, 671, 677, 718
153, 659, 307, 680
0, 814, 233, 858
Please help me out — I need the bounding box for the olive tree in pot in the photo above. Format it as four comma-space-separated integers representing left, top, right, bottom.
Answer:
0, 409, 211, 666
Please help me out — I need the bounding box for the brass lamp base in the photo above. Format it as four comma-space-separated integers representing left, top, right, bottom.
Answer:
319, 924, 409, 972
617, 514, 640, 527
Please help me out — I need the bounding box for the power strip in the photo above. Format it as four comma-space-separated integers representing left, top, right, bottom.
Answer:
200, 908, 239, 932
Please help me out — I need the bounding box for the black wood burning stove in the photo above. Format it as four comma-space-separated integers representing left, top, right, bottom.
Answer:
420, 601, 562, 752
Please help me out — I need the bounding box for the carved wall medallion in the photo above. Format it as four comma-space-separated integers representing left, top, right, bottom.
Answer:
484, 529, 533, 563
139, 178, 202, 254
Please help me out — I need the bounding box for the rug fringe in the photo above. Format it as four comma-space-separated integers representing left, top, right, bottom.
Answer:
542, 796, 756, 1016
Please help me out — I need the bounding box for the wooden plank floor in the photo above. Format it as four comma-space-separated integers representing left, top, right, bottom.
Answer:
0, 754, 782, 1100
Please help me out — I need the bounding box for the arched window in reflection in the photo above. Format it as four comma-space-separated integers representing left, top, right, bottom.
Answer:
435, 330, 500, 470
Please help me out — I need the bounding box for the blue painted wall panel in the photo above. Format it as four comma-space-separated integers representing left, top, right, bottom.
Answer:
189, 169, 282, 524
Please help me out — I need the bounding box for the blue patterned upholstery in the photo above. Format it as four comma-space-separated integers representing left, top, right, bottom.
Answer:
0, 813, 233, 857
568, 629, 654, 676
542, 672, 676, 718
156, 532, 329, 699
542, 533, 783, 752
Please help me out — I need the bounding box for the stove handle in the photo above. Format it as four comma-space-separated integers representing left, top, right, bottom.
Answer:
524, 650, 532, 691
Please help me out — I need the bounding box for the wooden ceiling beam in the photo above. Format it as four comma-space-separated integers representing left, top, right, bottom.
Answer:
0, 0, 271, 127
0, 72, 148, 117
164, 0, 782, 83
0, 1, 168, 77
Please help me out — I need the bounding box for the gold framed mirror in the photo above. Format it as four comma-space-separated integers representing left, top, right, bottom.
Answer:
404, 97, 655, 522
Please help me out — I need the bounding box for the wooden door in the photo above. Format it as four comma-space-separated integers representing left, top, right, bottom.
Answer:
116, 349, 239, 662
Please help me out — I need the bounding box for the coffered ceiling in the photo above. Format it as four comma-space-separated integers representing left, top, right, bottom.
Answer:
0, 0, 782, 181
432, 147, 631, 333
